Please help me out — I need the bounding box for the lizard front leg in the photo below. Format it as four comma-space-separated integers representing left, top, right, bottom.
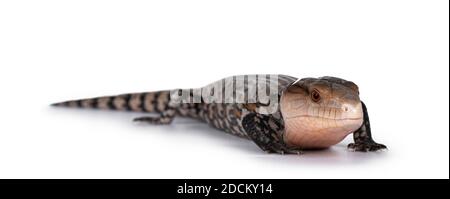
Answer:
242, 112, 302, 155
348, 102, 387, 152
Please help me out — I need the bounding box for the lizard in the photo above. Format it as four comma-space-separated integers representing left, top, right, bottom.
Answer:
52, 74, 386, 154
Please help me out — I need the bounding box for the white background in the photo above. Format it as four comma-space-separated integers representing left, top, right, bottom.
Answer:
0, 0, 448, 179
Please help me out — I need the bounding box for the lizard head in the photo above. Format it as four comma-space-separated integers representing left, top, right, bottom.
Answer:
280, 76, 364, 149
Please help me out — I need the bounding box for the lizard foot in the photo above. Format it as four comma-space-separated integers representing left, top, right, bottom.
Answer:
348, 141, 387, 152
133, 116, 173, 125
265, 146, 303, 155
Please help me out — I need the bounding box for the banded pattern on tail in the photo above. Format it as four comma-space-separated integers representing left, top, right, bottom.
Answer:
52, 90, 171, 113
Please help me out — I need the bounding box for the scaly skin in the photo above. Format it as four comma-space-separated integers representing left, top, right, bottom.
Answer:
52, 75, 386, 154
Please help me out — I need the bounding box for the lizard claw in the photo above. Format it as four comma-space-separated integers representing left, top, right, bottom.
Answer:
348, 142, 387, 152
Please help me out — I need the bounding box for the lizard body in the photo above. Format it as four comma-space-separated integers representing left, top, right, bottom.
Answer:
53, 74, 386, 154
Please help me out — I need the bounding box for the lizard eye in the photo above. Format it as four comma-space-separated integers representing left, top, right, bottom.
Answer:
311, 89, 321, 103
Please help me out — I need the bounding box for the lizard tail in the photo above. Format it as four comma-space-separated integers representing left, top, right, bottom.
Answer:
51, 90, 172, 113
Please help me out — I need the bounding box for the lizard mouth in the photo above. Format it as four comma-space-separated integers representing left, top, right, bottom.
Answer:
284, 115, 364, 133
285, 115, 363, 121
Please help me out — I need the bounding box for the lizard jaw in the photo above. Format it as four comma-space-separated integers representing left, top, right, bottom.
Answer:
281, 102, 364, 149
282, 116, 363, 149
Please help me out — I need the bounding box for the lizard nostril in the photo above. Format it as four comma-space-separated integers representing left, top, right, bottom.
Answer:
344, 106, 349, 112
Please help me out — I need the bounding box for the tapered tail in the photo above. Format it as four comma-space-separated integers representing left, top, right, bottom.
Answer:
51, 90, 171, 113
